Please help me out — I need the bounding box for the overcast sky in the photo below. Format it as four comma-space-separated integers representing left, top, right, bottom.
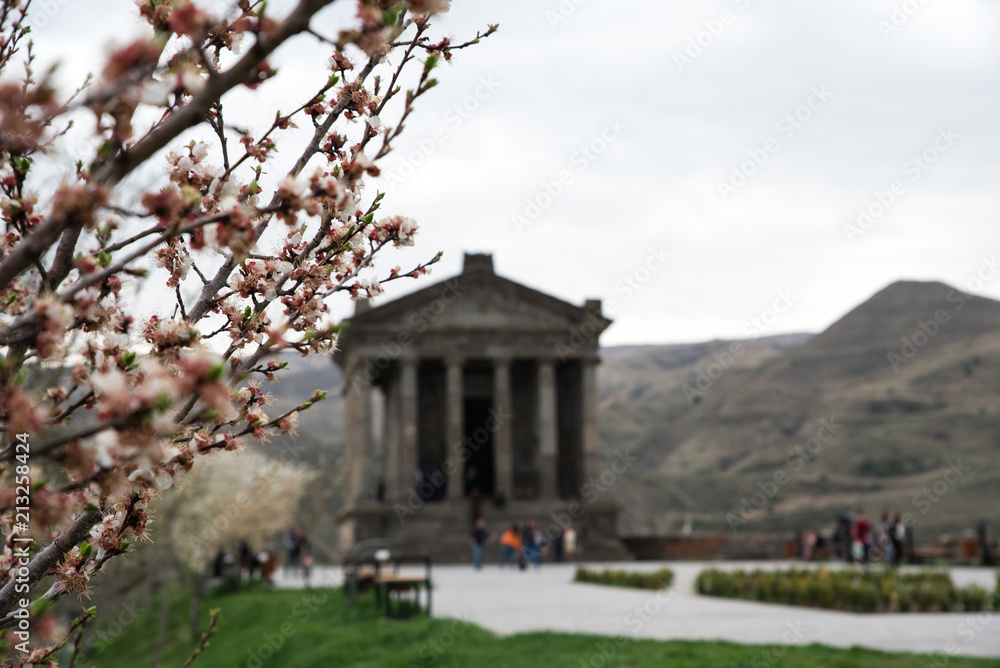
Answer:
30, 0, 1000, 345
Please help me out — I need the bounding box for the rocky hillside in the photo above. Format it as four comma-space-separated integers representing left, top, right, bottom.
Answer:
610, 281, 1000, 541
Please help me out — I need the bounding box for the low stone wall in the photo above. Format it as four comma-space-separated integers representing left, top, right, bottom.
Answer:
622, 532, 797, 561
721, 532, 798, 560
622, 535, 726, 561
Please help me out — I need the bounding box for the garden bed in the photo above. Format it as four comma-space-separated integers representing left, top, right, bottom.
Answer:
574, 567, 674, 590
695, 567, 1000, 613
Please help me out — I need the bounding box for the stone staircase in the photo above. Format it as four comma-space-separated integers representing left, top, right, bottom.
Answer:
374, 498, 631, 564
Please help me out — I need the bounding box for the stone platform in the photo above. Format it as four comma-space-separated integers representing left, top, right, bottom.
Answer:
338, 497, 627, 563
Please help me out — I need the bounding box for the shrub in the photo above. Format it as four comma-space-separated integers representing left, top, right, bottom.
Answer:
574, 567, 674, 590
695, 567, 990, 613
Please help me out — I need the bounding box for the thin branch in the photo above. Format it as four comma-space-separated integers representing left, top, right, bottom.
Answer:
0, 205, 280, 347
0, 508, 104, 622
182, 609, 220, 668
175, 283, 188, 320
182, 54, 382, 327
0, 0, 341, 290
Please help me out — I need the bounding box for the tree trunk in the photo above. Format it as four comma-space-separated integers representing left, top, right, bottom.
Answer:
151, 575, 171, 668
189, 572, 205, 638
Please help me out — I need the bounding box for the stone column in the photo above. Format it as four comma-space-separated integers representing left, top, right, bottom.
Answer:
492, 358, 512, 497
345, 363, 373, 501
400, 357, 419, 497
383, 376, 400, 502
537, 359, 559, 499
444, 356, 464, 500
581, 357, 600, 483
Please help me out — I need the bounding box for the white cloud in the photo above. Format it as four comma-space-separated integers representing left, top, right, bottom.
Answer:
25, 0, 1000, 345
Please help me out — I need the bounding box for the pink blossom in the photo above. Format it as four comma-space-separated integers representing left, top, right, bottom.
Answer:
279, 411, 300, 436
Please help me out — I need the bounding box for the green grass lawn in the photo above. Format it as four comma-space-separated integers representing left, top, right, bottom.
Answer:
76, 584, 998, 668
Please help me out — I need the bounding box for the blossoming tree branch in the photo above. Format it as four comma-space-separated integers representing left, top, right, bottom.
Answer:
0, 0, 494, 659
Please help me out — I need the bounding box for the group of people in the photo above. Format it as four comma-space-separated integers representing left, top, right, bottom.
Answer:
469, 518, 577, 569
210, 524, 314, 587
234, 540, 278, 582
283, 525, 314, 578
804, 508, 905, 565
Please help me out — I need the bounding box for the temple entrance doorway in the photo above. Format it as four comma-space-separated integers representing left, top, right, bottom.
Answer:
463, 397, 495, 496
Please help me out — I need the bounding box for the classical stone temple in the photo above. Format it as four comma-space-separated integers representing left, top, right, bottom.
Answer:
333, 253, 624, 561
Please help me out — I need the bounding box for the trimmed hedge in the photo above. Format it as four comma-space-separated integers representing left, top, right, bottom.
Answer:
574, 567, 674, 590
696, 567, 999, 613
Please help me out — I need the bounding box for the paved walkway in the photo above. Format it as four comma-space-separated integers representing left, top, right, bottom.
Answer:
274, 561, 1000, 658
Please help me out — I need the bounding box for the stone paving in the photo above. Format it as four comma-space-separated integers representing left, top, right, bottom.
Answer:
274, 561, 1000, 658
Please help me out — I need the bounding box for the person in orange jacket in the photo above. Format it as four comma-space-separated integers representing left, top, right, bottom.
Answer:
499, 524, 521, 568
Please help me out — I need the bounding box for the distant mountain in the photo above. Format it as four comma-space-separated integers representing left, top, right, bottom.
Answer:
610, 281, 1000, 541
263, 280, 1000, 547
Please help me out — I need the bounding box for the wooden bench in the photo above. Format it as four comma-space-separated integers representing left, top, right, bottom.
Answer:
343, 539, 390, 602
348, 566, 377, 590
343, 548, 432, 618
373, 556, 432, 618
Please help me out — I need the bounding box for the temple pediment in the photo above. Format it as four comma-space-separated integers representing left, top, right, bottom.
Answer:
352, 273, 592, 331
336, 254, 610, 360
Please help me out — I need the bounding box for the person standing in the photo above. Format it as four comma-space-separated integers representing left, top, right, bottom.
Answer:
877, 511, 896, 566
832, 515, 851, 562
890, 512, 904, 566
470, 518, 489, 570
802, 529, 818, 561
499, 524, 521, 569
283, 527, 300, 575
553, 527, 565, 562
239, 540, 258, 580
259, 545, 278, 584
564, 526, 577, 562
521, 520, 539, 567
532, 522, 547, 566
300, 535, 314, 591
852, 508, 871, 564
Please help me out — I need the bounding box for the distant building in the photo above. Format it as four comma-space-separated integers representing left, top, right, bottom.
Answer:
333, 253, 625, 561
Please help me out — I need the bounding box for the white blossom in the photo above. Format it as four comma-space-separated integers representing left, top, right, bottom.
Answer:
279, 174, 309, 198
140, 79, 172, 106
191, 143, 209, 162
397, 217, 418, 246
155, 471, 173, 490
87, 431, 119, 469
105, 333, 130, 350
43, 300, 75, 329
181, 69, 206, 94
92, 368, 127, 397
